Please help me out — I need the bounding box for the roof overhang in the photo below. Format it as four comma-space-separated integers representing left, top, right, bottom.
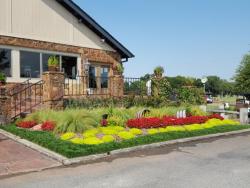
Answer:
56, 0, 134, 59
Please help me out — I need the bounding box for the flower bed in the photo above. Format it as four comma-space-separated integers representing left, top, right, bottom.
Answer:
58, 118, 240, 145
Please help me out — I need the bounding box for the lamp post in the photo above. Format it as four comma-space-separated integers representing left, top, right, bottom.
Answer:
84, 59, 90, 75
201, 76, 208, 93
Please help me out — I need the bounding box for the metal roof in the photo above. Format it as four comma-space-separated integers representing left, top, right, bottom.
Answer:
56, 0, 134, 59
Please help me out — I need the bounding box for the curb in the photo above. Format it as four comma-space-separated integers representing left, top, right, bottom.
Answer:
1, 128, 250, 166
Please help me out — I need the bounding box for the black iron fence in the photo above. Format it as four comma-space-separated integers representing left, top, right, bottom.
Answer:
64, 75, 112, 97
123, 77, 147, 96
64, 76, 147, 97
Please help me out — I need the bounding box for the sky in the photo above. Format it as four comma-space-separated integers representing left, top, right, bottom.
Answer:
74, 0, 250, 80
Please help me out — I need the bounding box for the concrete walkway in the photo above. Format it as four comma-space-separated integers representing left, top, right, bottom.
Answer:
2, 132, 250, 188
0, 133, 61, 177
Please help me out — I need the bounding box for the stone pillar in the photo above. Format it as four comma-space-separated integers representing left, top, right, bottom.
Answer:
42, 72, 64, 110
240, 108, 249, 124
0, 87, 12, 125
111, 76, 124, 97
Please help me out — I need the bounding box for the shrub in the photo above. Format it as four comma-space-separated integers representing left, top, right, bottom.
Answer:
60, 132, 76, 140
118, 131, 135, 140
16, 121, 37, 129
107, 115, 124, 126
41, 121, 56, 131
54, 111, 99, 134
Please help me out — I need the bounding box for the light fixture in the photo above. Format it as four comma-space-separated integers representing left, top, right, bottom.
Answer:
84, 59, 90, 74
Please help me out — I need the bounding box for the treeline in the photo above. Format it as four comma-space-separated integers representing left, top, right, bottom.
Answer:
139, 74, 235, 96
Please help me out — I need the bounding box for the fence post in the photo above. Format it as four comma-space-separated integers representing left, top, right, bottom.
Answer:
240, 108, 249, 124
0, 87, 12, 125
112, 75, 124, 97
42, 72, 65, 110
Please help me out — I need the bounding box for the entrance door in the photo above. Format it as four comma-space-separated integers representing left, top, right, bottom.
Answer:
88, 64, 110, 95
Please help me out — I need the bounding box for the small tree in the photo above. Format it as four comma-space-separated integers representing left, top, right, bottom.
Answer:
234, 54, 250, 94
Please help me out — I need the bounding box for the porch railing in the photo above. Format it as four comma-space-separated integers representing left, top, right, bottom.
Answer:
64, 75, 112, 97
124, 77, 147, 96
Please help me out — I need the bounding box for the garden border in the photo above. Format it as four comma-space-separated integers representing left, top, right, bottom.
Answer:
1, 127, 250, 166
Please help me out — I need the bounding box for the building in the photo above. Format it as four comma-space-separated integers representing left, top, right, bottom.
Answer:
0, 0, 134, 96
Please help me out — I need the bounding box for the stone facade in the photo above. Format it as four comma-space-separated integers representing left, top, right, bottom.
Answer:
0, 35, 121, 75
0, 35, 124, 97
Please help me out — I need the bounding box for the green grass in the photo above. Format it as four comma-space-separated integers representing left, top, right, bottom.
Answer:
1, 124, 250, 158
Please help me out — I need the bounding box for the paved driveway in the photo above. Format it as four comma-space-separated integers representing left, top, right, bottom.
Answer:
2, 133, 250, 188
0, 133, 60, 177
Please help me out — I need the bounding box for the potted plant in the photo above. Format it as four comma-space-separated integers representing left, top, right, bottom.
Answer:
154, 66, 164, 78
0, 72, 6, 86
116, 63, 124, 75
48, 56, 59, 71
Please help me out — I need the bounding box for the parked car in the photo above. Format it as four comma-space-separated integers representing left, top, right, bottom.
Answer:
205, 93, 213, 104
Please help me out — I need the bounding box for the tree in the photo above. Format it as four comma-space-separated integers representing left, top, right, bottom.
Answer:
234, 54, 250, 94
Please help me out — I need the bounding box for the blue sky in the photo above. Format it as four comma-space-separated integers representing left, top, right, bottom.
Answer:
74, 0, 250, 80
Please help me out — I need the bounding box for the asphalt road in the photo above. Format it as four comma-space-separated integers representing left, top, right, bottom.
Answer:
2, 133, 250, 188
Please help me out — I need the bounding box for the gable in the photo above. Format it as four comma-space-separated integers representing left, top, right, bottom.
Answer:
0, 0, 116, 52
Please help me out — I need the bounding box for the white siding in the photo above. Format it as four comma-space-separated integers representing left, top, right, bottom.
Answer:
0, 0, 115, 51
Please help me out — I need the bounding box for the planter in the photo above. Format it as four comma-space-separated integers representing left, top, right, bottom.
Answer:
48, 66, 60, 72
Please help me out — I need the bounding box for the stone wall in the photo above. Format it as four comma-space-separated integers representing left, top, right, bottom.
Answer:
0, 87, 12, 124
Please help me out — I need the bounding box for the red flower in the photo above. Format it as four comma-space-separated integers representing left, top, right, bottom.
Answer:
126, 114, 224, 129
208, 114, 224, 120
101, 119, 108, 126
17, 121, 37, 129
41, 121, 56, 131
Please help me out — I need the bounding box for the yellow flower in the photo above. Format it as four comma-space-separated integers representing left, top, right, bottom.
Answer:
102, 135, 115, 143
83, 129, 99, 138
70, 138, 85, 144
129, 128, 143, 135
118, 131, 135, 140
60, 132, 75, 140
166, 126, 186, 132
184, 124, 203, 131
159, 128, 168, 133
147, 128, 159, 135
83, 137, 104, 145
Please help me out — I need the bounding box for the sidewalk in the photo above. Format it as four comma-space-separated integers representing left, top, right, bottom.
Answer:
0, 133, 61, 177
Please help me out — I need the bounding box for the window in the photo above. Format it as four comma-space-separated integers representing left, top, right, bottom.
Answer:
101, 67, 109, 88
20, 51, 40, 78
89, 65, 97, 88
0, 48, 11, 77
62, 56, 77, 79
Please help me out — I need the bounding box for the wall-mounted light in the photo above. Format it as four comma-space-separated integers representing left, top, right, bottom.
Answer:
101, 38, 105, 43
84, 59, 90, 74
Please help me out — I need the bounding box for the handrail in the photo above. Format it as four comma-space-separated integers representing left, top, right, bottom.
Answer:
9, 80, 43, 97
5, 78, 31, 95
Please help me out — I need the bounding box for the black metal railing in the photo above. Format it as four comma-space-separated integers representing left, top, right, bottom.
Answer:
64, 75, 111, 97
124, 77, 147, 95
10, 80, 44, 119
